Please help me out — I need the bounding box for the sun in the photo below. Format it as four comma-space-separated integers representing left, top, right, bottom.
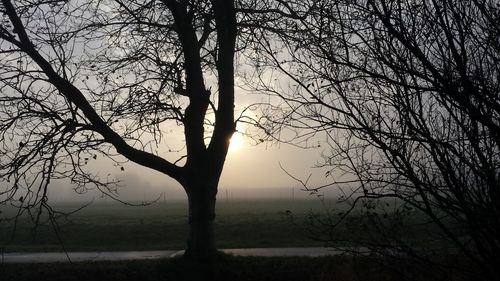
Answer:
229, 133, 244, 151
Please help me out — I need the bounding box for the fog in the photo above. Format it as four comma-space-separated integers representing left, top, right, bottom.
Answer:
46, 171, 337, 203
43, 141, 338, 203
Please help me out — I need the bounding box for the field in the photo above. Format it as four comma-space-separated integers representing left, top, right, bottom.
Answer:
0, 198, 452, 253
0, 199, 475, 281
0, 199, 333, 252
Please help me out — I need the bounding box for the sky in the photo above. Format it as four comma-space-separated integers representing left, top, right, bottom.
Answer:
0, 2, 339, 203
1, 64, 338, 203
45, 71, 337, 202
47, 137, 335, 202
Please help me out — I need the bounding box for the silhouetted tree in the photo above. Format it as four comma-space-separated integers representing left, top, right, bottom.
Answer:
0, 0, 239, 260
249, 0, 500, 279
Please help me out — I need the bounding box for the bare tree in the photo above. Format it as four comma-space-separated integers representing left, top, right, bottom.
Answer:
0, 0, 239, 259
249, 0, 500, 279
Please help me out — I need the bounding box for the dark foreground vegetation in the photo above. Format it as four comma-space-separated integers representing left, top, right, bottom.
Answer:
0, 254, 474, 281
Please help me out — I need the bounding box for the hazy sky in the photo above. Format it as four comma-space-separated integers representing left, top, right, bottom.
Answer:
0, 17, 334, 203
127, 139, 331, 198
46, 135, 334, 202
44, 75, 336, 202
222, 138, 328, 188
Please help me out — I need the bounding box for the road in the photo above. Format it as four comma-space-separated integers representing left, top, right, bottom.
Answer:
1, 247, 365, 263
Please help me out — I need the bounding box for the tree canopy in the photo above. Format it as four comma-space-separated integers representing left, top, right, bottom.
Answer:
250, 0, 500, 279
0, 0, 241, 259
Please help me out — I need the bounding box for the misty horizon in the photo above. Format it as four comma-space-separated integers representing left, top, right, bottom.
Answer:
46, 175, 338, 203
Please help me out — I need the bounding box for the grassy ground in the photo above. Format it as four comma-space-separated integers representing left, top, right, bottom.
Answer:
0, 199, 328, 252
0, 254, 473, 281
0, 198, 449, 252
0, 199, 475, 281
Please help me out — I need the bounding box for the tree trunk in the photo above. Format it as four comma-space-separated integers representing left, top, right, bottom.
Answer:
184, 188, 217, 260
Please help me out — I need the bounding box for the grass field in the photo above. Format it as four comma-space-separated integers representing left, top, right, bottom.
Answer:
0, 198, 450, 253
0, 199, 474, 281
0, 199, 333, 252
